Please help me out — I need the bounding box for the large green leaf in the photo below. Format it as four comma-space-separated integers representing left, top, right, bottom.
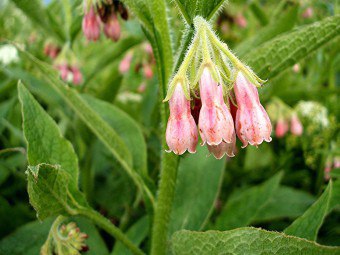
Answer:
254, 186, 315, 222
168, 146, 224, 235
0, 217, 108, 255
18, 82, 78, 187
214, 172, 283, 230
245, 15, 340, 79
171, 228, 340, 255
82, 95, 148, 178
236, 3, 299, 57
172, 0, 226, 24
16, 49, 154, 205
111, 216, 149, 255
284, 181, 333, 241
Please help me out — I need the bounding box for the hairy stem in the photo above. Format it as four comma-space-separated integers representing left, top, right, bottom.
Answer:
79, 208, 145, 255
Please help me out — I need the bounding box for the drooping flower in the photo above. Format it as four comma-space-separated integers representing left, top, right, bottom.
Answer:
207, 132, 236, 159
290, 114, 303, 136
234, 72, 272, 147
82, 5, 101, 41
119, 52, 133, 74
198, 68, 235, 146
104, 13, 121, 42
275, 118, 289, 138
71, 66, 83, 85
166, 83, 198, 155
57, 63, 70, 82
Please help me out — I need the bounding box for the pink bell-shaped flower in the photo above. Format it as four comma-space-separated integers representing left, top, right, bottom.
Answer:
166, 83, 198, 155
234, 72, 272, 147
119, 52, 133, 74
198, 68, 235, 146
275, 118, 289, 138
207, 132, 236, 159
290, 114, 303, 136
82, 6, 101, 41
104, 13, 121, 42
71, 66, 83, 85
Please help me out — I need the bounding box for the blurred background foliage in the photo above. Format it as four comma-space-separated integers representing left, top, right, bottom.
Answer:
0, 0, 339, 254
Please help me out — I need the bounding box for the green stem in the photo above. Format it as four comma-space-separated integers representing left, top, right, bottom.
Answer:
149, 0, 180, 254
79, 208, 145, 255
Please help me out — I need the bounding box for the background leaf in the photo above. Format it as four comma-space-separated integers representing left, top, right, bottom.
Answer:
214, 172, 283, 230
82, 95, 148, 178
168, 146, 225, 235
111, 216, 149, 255
244, 15, 340, 78
254, 186, 315, 222
236, 3, 299, 57
284, 181, 333, 241
171, 228, 340, 255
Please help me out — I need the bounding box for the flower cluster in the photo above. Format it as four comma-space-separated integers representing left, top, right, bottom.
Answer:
82, 0, 128, 42
266, 98, 303, 138
164, 17, 272, 159
44, 42, 61, 59
41, 219, 88, 255
52, 46, 83, 85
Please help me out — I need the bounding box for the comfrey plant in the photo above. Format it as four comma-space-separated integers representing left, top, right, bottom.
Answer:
164, 17, 272, 159
6, 0, 340, 255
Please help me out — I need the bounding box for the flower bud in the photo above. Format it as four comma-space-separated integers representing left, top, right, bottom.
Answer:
82, 6, 101, 41
199, 68, 235, 146
71, 66, 83, 85
143, 64, 153, 79
302, 7, 313, 19
104, 13, 121, 42
57, 63, 70, 82
235, 14, 247, 28
119, 52, 133, 74
275, 118, 289, 138
166, 84, 198, 155
290, 114, 303, 136
234, 72, 272, 147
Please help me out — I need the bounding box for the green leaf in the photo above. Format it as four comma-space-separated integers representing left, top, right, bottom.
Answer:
245, 15, 340, 79
168, 146, 224, 235
16, 49, 154, 205
82, 94, 148, 178
172, 0, 226, 24
236, 3, 299, 57
111, 216, 149, 255
18, 82, 79, 187
214, 172, 283, 230
171, 228, 340, 255
254, 186, 315, 222
26, 163, 84, 220
284, 181, 333, 241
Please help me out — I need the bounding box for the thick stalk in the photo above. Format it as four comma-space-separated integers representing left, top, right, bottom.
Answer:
149, 0, 180, 254
79, 209, 145, 255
